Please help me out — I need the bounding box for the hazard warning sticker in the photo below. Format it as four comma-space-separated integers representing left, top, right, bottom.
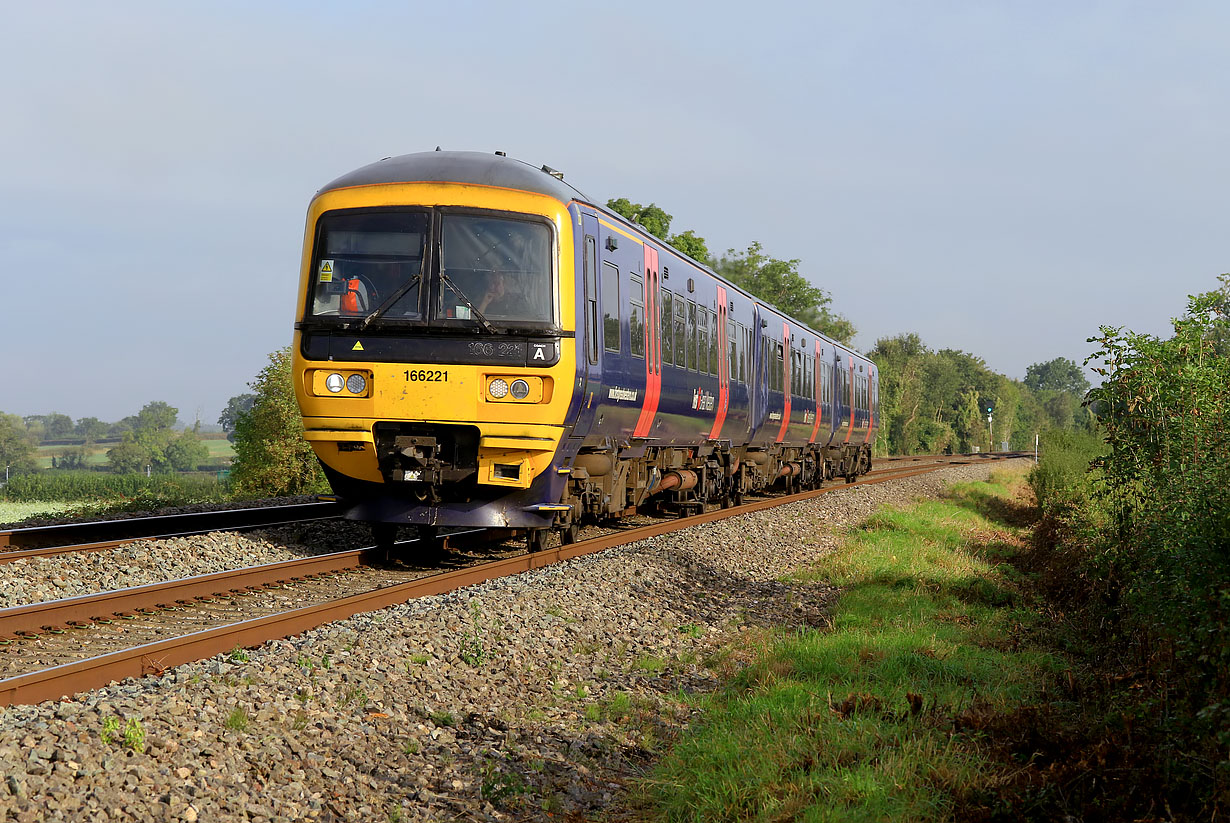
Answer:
318, 260, 334, 282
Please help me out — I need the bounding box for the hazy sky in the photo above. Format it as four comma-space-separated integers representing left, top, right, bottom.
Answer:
4, 1, 1227, 424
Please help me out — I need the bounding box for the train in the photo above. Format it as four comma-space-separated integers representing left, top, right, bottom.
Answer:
291, 150, 878, 550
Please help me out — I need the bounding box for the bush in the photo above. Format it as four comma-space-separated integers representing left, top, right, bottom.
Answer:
229, 347, 328, 498
0, 470, 227, 508
1027, 428, 1105, 513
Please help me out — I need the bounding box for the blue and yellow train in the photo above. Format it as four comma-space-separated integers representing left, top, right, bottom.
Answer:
292, 151, 878, 550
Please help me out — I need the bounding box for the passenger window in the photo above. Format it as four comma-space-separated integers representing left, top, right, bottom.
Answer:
687, 301, 697, 371
697, 308, 709, 376
662, 291, 674, 366
708, 310, 718, 376
602, 262, 620, 353
728, 319, 736, 381
630, 274, 644, 358
674, 295, 685, 369
584, 236, 598, 364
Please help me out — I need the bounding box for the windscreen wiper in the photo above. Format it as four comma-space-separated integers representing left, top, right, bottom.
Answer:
437, 270, 496, 334
356, 274, 422, 332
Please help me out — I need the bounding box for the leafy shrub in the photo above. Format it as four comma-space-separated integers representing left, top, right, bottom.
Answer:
229, 347, 328, 498
0, 470, 227, 508
1027, 428, 1105, 513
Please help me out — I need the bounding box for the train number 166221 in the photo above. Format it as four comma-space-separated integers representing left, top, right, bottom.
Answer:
404, 369, 448, 382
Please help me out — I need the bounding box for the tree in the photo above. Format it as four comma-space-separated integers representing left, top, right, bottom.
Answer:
714, 242, 856, 344
135, 401, 178, 432
74, 417, 109, 441
229, 347, 328, 497
1024, 357, 1090, 396
218, 393, 257, 441
22, 417, 47, 444
607, 197, 713, 264
106, 434, 148, 474
164, 430, 210, 471
669, 229, 711, 264
607, 198, 674, 240
106, 400, 180, 473
0, 413, 38, 476
43, 413, 74, 440
55, 445, 89, 470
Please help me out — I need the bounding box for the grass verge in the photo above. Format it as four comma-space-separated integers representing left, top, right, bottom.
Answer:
643, 469, 1060, 822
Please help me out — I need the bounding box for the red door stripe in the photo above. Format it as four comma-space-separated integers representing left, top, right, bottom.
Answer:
632, 247, 661, 438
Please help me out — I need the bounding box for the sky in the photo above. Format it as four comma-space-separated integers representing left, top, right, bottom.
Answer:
3, 1, 1227, 425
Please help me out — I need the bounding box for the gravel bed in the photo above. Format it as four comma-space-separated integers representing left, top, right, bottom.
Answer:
0, 496, 323, 531
0, 521, 374, 610
0, 460, 1029, 821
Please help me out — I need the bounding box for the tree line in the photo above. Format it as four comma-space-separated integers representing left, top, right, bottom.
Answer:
607, 196, 1092, 454
0, 403, 214, 476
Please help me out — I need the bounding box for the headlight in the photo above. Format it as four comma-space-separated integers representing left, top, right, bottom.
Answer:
488, 378, 509, 399
510, 379, 530, 400
346, 373, 367, 394
325, 373, 345, 393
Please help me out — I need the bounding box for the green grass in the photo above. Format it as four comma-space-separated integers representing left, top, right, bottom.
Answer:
644, 470, 1061, 822
0, 501, 83, 524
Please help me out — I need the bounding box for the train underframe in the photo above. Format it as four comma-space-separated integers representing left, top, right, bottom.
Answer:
560, 439, 873, 532
323, 423, 872, 552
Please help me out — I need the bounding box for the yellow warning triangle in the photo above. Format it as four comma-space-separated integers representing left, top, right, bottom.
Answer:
320, 261, 333, 273
352, 341, 364, 351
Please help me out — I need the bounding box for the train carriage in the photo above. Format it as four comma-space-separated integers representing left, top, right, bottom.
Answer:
292, 150, 877, 549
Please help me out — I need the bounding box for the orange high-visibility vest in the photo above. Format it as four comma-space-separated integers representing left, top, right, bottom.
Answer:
341, 278, 363, 313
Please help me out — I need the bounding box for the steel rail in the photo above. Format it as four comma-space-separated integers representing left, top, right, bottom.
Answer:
0, 549, 373, 639
0, 502, 344, 552
0, 454, 1026, 706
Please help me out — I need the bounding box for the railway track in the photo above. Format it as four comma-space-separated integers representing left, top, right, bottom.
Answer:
0, 501, 345, 562
0, 453, 1027, 706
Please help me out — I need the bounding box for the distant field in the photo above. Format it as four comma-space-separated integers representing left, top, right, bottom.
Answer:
35, 438, 234, 469
203, 439, 235, 459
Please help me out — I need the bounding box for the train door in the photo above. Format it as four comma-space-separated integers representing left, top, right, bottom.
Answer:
842, 355, 856, 445
632, 246, 661, 438
808, 339, 823, 444
865, 361, 875, 445
775, 322, 791, 443
572, 214, 603, 438
707, 287, 729, 440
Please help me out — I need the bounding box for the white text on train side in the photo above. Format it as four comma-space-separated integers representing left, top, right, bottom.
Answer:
691, 388, 715, 412
608, 387, 639, 402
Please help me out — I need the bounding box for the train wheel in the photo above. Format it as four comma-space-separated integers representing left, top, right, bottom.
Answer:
559, 522, 581, 545
526, 529, 548, 553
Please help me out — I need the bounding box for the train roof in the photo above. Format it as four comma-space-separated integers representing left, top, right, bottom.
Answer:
317, 150, 871, 366
317, 150, 591, 204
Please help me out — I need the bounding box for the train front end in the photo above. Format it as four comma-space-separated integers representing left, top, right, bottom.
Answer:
291, 152, 579, 538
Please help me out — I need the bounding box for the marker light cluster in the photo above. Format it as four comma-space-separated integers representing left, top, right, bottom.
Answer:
320, 371, 368, 395
486, 376, 540, 402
